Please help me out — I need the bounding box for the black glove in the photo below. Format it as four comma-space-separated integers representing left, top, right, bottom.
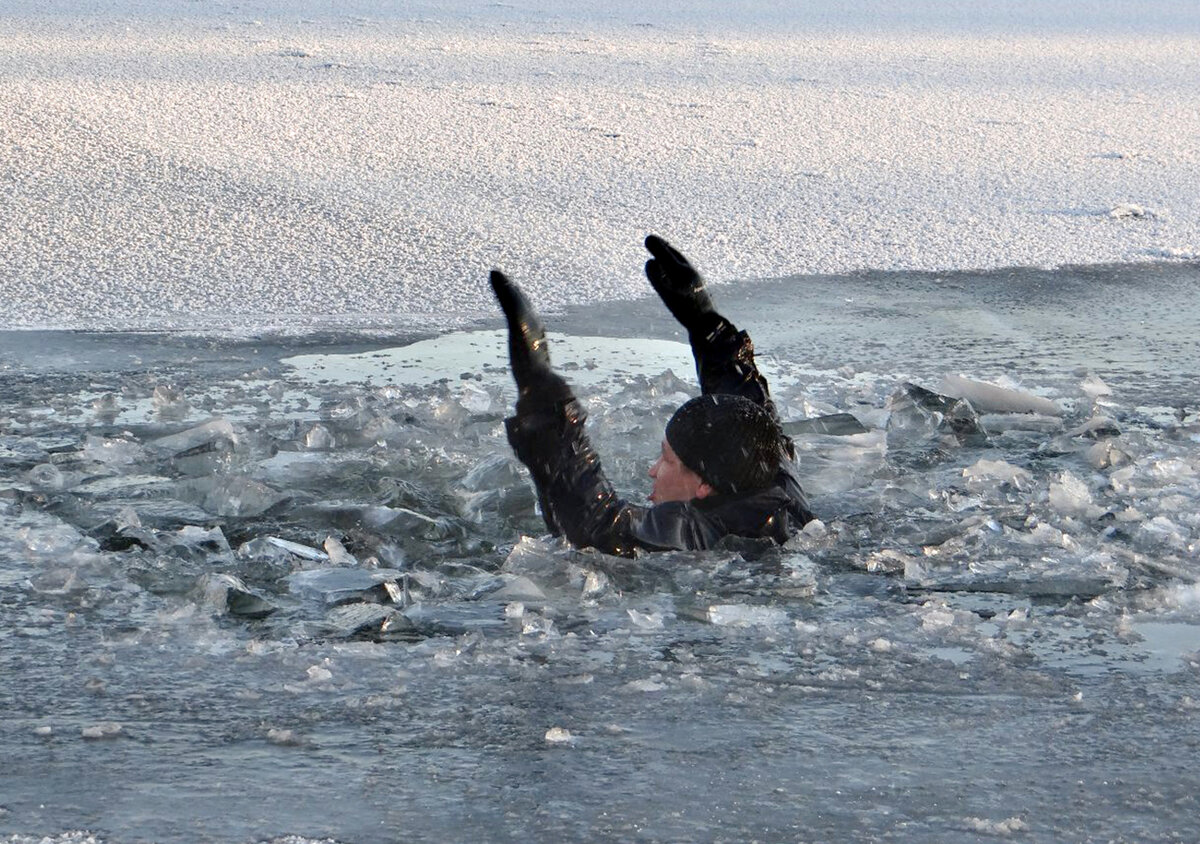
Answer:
644, 235, 717, 332
489, 270, 572, 407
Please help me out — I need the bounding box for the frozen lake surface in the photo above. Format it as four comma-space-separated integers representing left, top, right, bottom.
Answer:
2, 1, 1199, 331
2, 261, 1200, 843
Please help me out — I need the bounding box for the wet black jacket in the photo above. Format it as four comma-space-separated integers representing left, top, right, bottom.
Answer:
506, 315, 814, 557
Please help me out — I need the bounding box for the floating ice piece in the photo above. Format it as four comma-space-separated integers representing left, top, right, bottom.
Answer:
286, 567, 407, 606
295, 502, 460, 540
978, 413, 1063, 434
82, 434, 145, 466
323, 602, 402, 639
306, 664, 333, 683
965, 816, 1028, 835
323, 535, 357, 567
197, 572, 276, 619
783, 413, 869, 436
963, 458, 1033, 492
906, 554, 1125, 599
1065, 416, 1120, 439
1080, 373, 1112, 399
891, 382, 988, 441
460, 453, 524, 492
544, 727, 573, 745
627, 608, 665, 629
92, 393, 121, 420
152, 418, 238, 456
177, 475, 282, 517
486, 574, 547, 603
706, 603, 789, 627
81, 722, 123, 740
303, 423, 335, 450
167, 525, 231, 555
264, 536, 328, 561
267, 728, 301, 746
456, 382, 494, 414
938, 374, 1061, 416
1048, 471, 1101, 519
1087, 440, 1130, 470
28, 463, 68, 490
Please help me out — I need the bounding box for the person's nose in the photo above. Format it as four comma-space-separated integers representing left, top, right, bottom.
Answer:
648, 457, 660, 478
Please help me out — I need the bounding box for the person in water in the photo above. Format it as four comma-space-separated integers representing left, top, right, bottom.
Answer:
491, 235, 814, 556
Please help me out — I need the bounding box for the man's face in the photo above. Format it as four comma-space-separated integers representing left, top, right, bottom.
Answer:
648, 439, 712, 504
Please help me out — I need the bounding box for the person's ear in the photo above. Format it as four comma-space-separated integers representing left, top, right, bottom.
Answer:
695, 481, 715, 500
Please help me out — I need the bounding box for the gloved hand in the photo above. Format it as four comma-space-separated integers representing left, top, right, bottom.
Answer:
490, 270, 572, 406
644, 235, 716, 332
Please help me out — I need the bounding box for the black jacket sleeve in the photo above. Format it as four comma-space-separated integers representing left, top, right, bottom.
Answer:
689, 314, 773, 413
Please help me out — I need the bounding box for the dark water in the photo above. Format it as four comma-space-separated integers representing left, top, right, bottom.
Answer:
2, 262, 1199, 844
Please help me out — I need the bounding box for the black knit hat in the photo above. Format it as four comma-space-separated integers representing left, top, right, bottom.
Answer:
664, 394, 783, 496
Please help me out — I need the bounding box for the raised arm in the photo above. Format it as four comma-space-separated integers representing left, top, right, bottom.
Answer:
644, 235, 774, 412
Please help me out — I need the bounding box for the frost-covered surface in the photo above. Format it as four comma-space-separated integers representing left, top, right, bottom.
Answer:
2, 1, 1200, 329
2, 265, 1200, 842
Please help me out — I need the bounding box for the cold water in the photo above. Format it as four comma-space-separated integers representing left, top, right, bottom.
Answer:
2, 262, 1199, 843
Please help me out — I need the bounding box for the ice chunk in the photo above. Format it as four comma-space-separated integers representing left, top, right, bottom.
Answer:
1048, 471, 1100, 519
978, 413, 1063, 435
886, 383, 988, 460
267, 728, 301, 746
294, 502, 460, 541
487, 574, 547, 603
286, 568, 408, 606
939, 374, 1062, 416
623, 676, 668, 692
82, 435, 146, 466
797, 427, 887, 495
706, 604, 789, 627
303, 423, 336, 450
152, 419, 238, 457
544, 727, 573, 745
1080, 373, 1112, 399
456, 382, 494, 415
963, 458, 1033, 493
92, 392, 121, 422
322, 602, 405, 639
323, 535, 358, 567
965, 817, 1028, 835
176, 476, 281, 517
81, 722, 124, 740
0, 435, 50, 469
152, 385, 189, 420
1087, 440, 1131, 470
198, 572, 276, 619
238, 535, 329, 562
306, 664, 333, 683
168, 525, 231, 555
627, 608, 665, 629
460, 453, 524, 492
28, 463, 68, 490
783, 413, 870, 436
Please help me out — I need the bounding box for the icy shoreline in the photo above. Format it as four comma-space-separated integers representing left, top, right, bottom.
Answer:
3, 2, 1199, 330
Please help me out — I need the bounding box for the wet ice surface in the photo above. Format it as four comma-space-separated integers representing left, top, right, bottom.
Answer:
3, 263, 1200, 843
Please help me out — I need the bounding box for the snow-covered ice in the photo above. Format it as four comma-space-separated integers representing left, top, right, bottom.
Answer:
1, 1, 1199, 330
